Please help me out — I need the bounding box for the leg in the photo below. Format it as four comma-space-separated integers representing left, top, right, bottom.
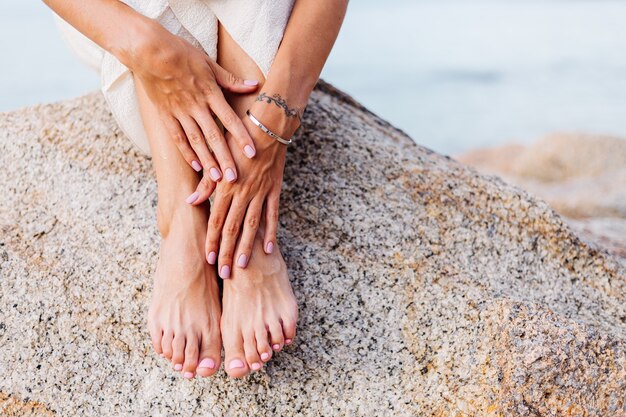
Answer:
216, 23, 298, 378
135, 76, 222, 378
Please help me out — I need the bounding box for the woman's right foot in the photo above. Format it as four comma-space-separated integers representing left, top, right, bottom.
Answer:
148, 203, 222, 378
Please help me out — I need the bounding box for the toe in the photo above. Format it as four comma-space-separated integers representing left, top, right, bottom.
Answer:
243, 330, 263, 372
149, 323, 164, 356
171, 333, 186, 371
255, 326, 273, 363
161, 330, 174, 361
268, 320, 285, 352
222, 328, 250, 378
196, 329, 221, 378
182, 333, 200, 378
281, 316, 297, 346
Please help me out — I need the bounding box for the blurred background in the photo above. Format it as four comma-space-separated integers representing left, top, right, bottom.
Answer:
3, 0, 626, 155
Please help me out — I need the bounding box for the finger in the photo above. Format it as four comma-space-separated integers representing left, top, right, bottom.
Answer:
207, 91, 257, 160
264, 191, 280, 254
235, 197, 263, 269
208, 58, 259, 93
217, 195, 249, 279
178, 115, 221, 176
193, 110, 239, 183
163, 114, 202, 172
206, 192, 232, 267
187, 172, 216, 205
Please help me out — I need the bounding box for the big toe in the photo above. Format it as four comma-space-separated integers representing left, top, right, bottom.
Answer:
196, 329, 222, 378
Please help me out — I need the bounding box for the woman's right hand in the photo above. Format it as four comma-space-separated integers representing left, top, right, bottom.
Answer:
128, 22, 259, 191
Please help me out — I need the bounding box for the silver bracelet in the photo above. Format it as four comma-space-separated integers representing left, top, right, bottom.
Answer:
246, 110, 293, 145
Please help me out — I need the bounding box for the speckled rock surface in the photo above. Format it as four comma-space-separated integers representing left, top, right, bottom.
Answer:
1, 83, 625, 416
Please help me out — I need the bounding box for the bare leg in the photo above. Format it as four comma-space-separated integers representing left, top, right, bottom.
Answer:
216, 23, 298, 378
135, 76, 222, 379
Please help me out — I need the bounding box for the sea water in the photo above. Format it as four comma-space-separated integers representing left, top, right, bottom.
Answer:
2, 0, 626, 154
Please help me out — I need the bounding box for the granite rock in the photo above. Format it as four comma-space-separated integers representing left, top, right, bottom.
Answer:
0, 83, 624, 416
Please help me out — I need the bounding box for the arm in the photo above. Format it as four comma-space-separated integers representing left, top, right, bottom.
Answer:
43, 0, 259, 189
202, 0, 348, 274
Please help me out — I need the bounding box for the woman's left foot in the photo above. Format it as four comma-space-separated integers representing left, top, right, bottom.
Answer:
220, 233, 298, 378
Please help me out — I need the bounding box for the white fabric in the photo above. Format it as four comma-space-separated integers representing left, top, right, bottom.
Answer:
54, 0, 294, 155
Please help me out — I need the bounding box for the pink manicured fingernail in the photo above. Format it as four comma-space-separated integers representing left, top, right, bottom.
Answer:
272, 344, 280, 350
183, 371, 194, 379
285, 339, 292, 345
265, 242, 274, 254
225, 168, 236, 183
244, 145, 256, 158
260, 352, 270, 361
174, 364, 183, 371
229, 359, 245, 369
209, 167, 221, 182
207, 251, 217, 265
185, 191, 200, 204
251, 362, 262, 371
244, 79, 259, 86
220, 265, 231, 279
237, 254, 248, 268
191, 160, 202, 172
198, 358, 215, 369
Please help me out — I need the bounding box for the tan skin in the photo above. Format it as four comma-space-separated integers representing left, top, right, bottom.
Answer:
44, 0, 347, 378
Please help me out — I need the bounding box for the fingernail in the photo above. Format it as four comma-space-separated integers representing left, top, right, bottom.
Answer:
244, 79, 259, 86
183, 371, 194, 379
244, 145, 256, 158
229, 359, 245, 369
266, 242, 274, 254
225, 168, 236, 183
191, 160, 202, 172
198, 358, 215, 369
220, 265, 231, 279
185, 191, 200, 204
260, 352, 270, 361
237, 254, 248, 268
209, 167, 222, 182
251, 362, 262, 371
174, 364, 183, 371
285, 339, 292, 345
207, 251, 217, 265
272, 344, 280, 351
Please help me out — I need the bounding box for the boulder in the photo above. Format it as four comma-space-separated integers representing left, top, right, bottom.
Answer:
0, 82, 624, 416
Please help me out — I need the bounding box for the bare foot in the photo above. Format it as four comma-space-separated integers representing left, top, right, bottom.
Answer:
148, 204, 222, 378
221, 232, 298, 378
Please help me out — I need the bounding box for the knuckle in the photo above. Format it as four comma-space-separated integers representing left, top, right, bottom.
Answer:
209, 214, 223, 229
224, 221, 239, 235
221, 112, 238, 128
172, 133, 185, 144
201, 83, 216, 97
205, 129, 222, 145
188, 132, 203, 145
246, 215, 259, 230
199, 175, 213, 189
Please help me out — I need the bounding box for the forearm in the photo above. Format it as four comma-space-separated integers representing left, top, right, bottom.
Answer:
42, 0, 160, 70
254, 0, 348, 136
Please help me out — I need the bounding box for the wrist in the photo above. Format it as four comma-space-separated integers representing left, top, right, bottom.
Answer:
111, 17, 168, 71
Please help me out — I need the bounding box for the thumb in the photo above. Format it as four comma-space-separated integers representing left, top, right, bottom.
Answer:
210, 59, 259, 93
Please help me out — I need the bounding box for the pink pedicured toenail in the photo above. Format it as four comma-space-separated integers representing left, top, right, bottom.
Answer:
225, 168, 236, 183
237, 254, 248, 268
285, 339, 293, 345
229, 359, 245, 370
260, 352, 270, 361
251, 362, 262, 371
207, 252, 217, 265
198, 358, 215, 369
185, 191, 200, 204
191, 160, 202, 172
209, 167, 221, 182
220, 265, 231, 279
272, 344, 281, 351
183, 371, 194, 379
174, 364, 183, 371
160, 353, 165, 358
244, 145, 256, 158
265, 241, 274, 254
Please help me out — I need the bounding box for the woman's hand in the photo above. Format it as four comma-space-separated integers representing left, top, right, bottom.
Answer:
129, 23, 260, 187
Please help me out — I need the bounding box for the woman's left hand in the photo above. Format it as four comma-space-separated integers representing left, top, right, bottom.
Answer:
188, 112, 291, 278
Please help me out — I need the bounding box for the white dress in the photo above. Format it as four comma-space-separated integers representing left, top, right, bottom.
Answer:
54, 0, 295, 155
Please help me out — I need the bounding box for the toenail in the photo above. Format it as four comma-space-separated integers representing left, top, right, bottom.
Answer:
191, 160, 202, 172
207, 251, 217, 265
198, 358, 215, 369
174, 363, 183, 371
285, 339, 293, 345
229, 359, 245, 370
183, 371, 194, 379
159, 353, 165, 358
251, 362, 262, 371
220, 265, 231, 279
237, 254, 248, 268
185, 191, 200, 204
260, 352, 270, 361
265, 241, 274, 254
272, 344, 281, 351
